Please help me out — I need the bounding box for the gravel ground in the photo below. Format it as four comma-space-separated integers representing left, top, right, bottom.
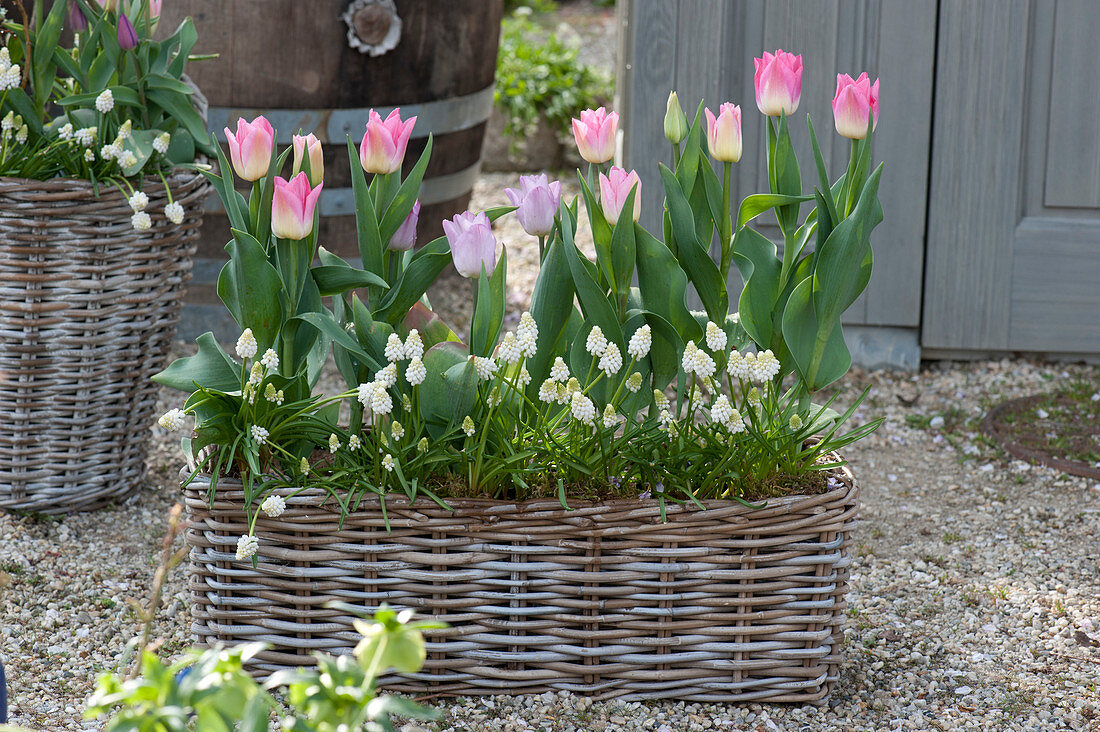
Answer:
2, 172, 1099, 730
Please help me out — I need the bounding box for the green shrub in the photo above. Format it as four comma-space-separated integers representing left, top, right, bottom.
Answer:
495, 12, 612, 142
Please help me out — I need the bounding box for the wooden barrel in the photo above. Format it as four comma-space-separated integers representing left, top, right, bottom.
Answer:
161, 0, 503, 340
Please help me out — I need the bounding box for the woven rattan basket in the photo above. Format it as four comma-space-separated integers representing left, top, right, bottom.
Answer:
0, 171, 210, 514
183, 467, 859, 703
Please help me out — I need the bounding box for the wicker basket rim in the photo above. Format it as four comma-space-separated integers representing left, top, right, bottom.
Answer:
179, 462, 856, 514
0, 166, 206, 192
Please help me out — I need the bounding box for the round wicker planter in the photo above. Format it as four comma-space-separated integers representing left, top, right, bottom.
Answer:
183, 467, 859, 703
0, 171, 210, 514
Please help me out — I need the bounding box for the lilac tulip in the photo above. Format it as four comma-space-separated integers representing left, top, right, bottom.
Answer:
571, 107, 618, 164
444, 211, 498, 279
117, 12, 138, 49
390, 200, 420, 251
704, 103, 742, 163
69, 3, 88, 32
504, 174, 560, 238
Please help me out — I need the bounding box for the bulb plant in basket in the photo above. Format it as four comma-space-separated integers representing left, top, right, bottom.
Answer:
154, 49, 884, 702
156, 51, 884, 554
0, 0, 213, 212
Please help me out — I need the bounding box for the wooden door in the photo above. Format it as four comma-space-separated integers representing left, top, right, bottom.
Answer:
923, 0, 1100, 355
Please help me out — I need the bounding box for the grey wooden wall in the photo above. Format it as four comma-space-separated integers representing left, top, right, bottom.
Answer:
618, 0, 935, 333
922, 0, 1100, 356
619, 0, 1100, 361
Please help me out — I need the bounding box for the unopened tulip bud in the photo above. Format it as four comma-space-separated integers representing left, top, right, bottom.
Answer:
117, 12, 138, 49
504, 173, 560, 237
389, 199, 420, 251
704, 103, 742, 162
292, 133, 324, 185
664, 92, 687, 145
69, 3, 88, 31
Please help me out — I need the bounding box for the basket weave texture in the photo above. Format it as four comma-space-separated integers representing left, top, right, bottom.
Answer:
183, 467, 859, 703
0, 171, 210, 514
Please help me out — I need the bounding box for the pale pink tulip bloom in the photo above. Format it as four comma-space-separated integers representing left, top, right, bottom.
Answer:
598, 166, 641, 223
754, 49, 803, 116
359, 109, 416, 175
292, 133, 324, 185
149, 0, 162, 17
832, 73, 880, 139
504, 174, 561, 237
704, 103, 742, 163
571, 107, 618, 164
271, 172, 323, 240
444, 211, 498, 279
224, 116, 274, 182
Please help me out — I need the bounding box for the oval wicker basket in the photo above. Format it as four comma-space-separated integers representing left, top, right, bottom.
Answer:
183, 468, 859, 704
0, 171, 210, 514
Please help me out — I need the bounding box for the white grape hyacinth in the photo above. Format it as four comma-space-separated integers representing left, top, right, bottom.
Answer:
497, 332, 521, 364
405, 357, 426, 385
599, 341, 623, 376
384, 333, 405, 362
516, 311, 538, 356
235, 329, 257, 360
382, 454, 395, 472
727, 350, 749, 380
376, 362, 398, 388
516, 365, 531, 387
462, 416, 476, 437
250, 425, 269, 445
235, 534, 259, 560
601, 404, 622, 429
128, 191, 149, 212
164, 201, 184, 225
347, 434, 362, 451
130, 211, 152, 231
570, 391, 596, 425
328, 433, 341, 453
260, 348, 279, 372
550, 357, 570, 382
710, 394, 734, 428
625, 372, 643, 392
705, 321, 727, 352
153, 131, 171, 154
75, 127, 97, 147
473, 356, 497, 381
95, 89, 114, 113
538, 378, 558, 403
751, 349, 781, 382
261, 494, 286, 518
404, 329, 424, 360
585, 325, 608, 356
627, 324, 652, 360
158, 408, 186, 432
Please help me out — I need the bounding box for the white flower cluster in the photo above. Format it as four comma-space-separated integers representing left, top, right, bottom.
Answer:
357, 380, 393, 416
462, 416, 476, 437
627, 325, 651, 360
164, 201, 185, 225
235, 534, 258, 560
570, 391, 596, 425
585, 326, 607, 356
75, 126, 97, 148
95, 89, 114, 113
710, 395, 745, 433
261, 494, 286, 518
550, 357, 570, 382
516, 312, 538, 357
0, 48, 21, 91
681, 341, 716, 379
473, 356, 497, 381
236, 328, 258, 359
329, 433, 341, 453
727, 349, 780, 382
157, 408, 186, 432
250, 425, 269, 445
705, 321, 727, 352
598, 342, 622, 376
153, 131, 171, 154
1, 112, 27, 145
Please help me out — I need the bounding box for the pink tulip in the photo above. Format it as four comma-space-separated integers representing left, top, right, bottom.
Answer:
149, 0, 162, 18
96, 0, 119, 11
271, 172, 323, 240
598, 166, 641, 223
571, 107, 618, 164
69, 3, 88, 31
292, 133, 324, 186
224, 116, 274, 182
359, 108, 416, 175
444, 211, 498, 279
754, 49, 803, 116
390, 199, 420, 251
832, 72, 879, 140
504, 174, 561, 237
704, 103, 742, 163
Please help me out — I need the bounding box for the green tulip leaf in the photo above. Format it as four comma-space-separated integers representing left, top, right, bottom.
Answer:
218, 229, 285, 352
152, 332, 239, 393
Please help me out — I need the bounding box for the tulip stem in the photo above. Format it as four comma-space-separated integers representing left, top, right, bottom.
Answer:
537, 235, 546, 261
671, 143, 680, 169
720, 161, 732, 274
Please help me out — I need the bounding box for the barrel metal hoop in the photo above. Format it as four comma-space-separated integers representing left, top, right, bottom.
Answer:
207, 84, 495, 144
202, 161, 481, 216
